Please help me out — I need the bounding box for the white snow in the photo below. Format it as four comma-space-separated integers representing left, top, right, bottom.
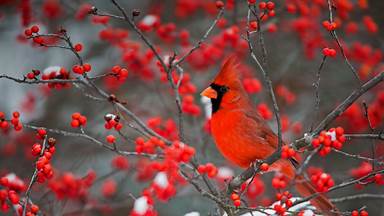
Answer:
43, 66, 61, 75
142, 15, 158, 26
184, 212, 200, 216
154, 172, 169, 189
134, 196, 149, 214
223, 197, 319, 216
217, 167, 234, 179
5, 173, 24, 188
105, 113, 117, 120
326, 130, 337, 141
200, 96, 212, 119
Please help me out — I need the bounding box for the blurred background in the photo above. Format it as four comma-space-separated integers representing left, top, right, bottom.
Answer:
0, 0, 383, 215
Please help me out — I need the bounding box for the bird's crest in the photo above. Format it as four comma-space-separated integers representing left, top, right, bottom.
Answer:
213, 56, 241, 86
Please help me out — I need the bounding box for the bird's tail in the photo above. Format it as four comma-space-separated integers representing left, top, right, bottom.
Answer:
273, 160, 340, 216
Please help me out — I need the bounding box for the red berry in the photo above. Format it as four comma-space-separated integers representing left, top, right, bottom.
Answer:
13, 112, 20, 118
72, 65, 84, 74
30, 204, 39, 213
233, 199, 241, 207
72, 112, 81, 119
248, 0, 256, 4
83, 63, 91, 72
268, 10, 275, 17
360, 210, 369, 216
31, 25, 39, 33
259, 2, 267, 9
74, 43, 83, 52
26, 72, 35, 79
231, 193, 240, 201
266, 1, 275, 10
260, 163, 269, 171
71, 120, 80, 128
351, 210, 359, 216
215, 1, 224, 9
24, 29, 32, 36
106, 135, 116, 143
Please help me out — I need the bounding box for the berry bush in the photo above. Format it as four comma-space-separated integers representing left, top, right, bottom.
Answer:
0, 0, 383, 215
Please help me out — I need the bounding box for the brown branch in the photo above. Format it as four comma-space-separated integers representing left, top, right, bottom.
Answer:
332, 148, 384, 165
246, 5, 283, 150
330, 194, 384, 203
326, 0, 360, 82
310, 55, 327, 132
292, 168, 384, 207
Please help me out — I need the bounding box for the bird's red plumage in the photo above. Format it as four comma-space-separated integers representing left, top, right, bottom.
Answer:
204, 56, 340, 215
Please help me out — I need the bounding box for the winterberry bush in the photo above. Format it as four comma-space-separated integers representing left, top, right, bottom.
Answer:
0, 0, 383, 215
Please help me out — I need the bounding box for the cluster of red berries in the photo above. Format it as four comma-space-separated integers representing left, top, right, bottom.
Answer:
70, 112, 87, 128
350, 162, 384, 189
48, 170, 96, 200
322, 47, 337, 57
197, 163, 218, 178
147, 117, 178, 141
257, 103, 273, 120
0, 174, 27, 214
272, 174, 289, 189
35, 134, 56, 183
99, 27, 128, 43
230, 193, 241, 207
111, 65, 129, 81
0, 112, 23, 131
135, 136, 165, 154
322, 21, 338, 31
242, 176, 265, 199
276, 85, 296, 105
351, 210, 369, 216
72, 63, 92, 74
164, 141, 195, 163
281, 145, 296, 159
276, 190, 293, 207
137, 15, 160, 32
130, 196, 157, 216
92, 15, 110, 25
41, 67, 71, 89
310, 172, 335, 192
24, 25, 40, 37
182, 95, 201, 116
104, 113, 123, 131
149, 172, 176, 201
26, 69, 40, 80
243, 78, 262, 94
311, 127, 346, 156
258, 1, 276, 17
273, 204, 287, 215
1, 190, 19, 209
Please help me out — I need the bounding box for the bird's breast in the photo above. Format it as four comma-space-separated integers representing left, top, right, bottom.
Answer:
210, 109, 274, 168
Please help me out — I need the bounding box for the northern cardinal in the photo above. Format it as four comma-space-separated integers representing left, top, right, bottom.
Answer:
200, 57, 339, 215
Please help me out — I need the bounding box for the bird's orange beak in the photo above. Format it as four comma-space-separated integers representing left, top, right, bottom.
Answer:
200, 86, 217, 99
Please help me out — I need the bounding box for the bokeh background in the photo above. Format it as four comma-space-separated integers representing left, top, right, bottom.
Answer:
0, 0, 383, 215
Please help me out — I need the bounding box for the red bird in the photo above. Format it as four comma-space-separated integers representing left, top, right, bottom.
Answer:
201, 57, 339, 215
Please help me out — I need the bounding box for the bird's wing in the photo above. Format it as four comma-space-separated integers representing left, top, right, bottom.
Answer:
244, 109, 279, 149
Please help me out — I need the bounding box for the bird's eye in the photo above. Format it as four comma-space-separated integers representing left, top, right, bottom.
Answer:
219, 86, 228, 93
